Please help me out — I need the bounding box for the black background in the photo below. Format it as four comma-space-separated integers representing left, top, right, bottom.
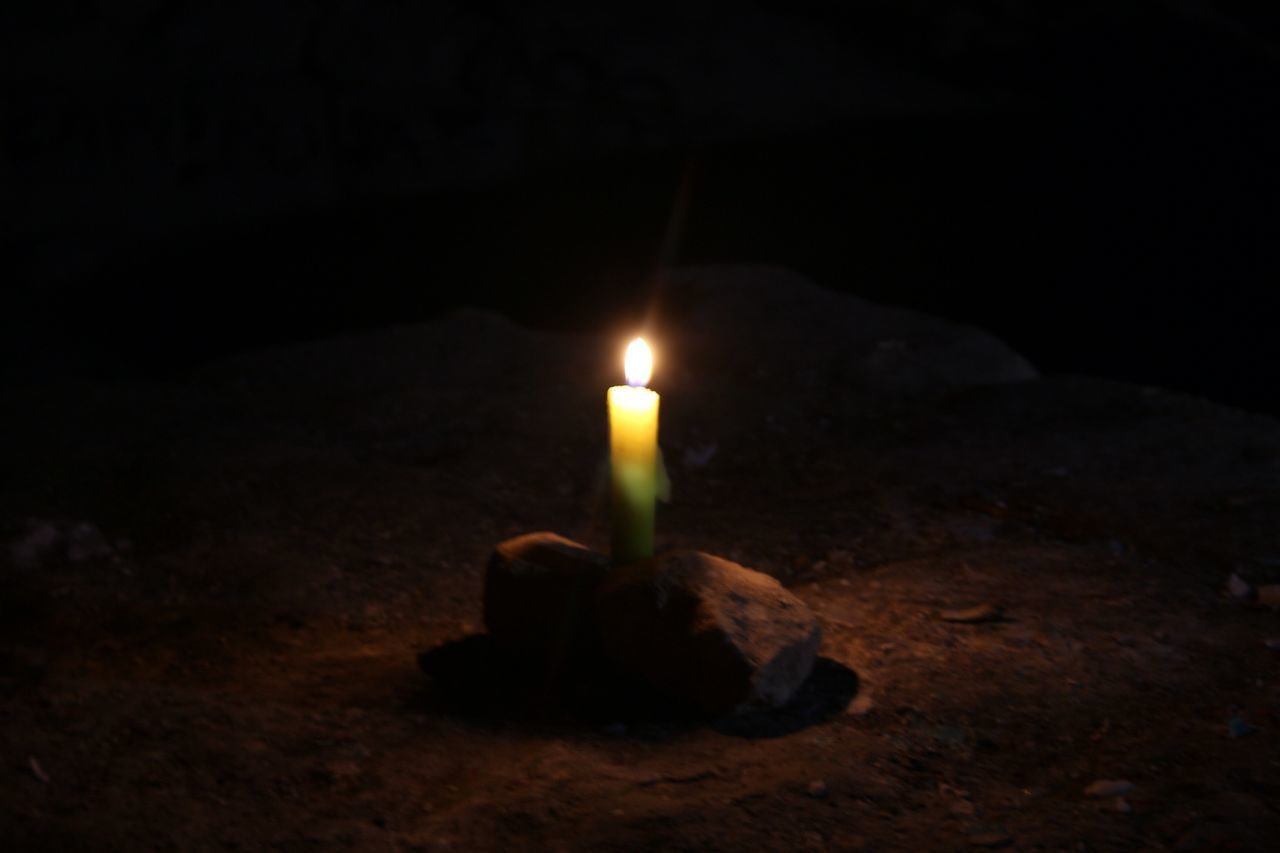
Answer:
5, 2, 1279, 413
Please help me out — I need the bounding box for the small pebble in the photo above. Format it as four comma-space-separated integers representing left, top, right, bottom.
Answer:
1084, 779, 1134, 798
1112, 796, 1132, 814
28, 756, 50, 784
939, 604, 1004, 624
1227, 573, 1254, 600
807, 779, 828, 798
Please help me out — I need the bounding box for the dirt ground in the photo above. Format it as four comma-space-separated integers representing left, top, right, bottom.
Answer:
3, 267, 1279, 851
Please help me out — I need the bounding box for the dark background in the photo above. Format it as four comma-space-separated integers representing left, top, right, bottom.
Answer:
4, 1, 1279, 413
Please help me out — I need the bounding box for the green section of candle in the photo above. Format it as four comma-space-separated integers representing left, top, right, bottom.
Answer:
608, 384, 659, 565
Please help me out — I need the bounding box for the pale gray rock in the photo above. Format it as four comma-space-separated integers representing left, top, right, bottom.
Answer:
595, 550, 821, 715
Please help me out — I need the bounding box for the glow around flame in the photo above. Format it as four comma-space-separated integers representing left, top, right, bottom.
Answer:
624, 337, 653, 387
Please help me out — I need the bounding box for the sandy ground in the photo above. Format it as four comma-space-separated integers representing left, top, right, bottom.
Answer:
3, 267, 1279, 851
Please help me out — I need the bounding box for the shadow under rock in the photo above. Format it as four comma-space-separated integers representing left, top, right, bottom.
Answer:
414, 634, 859, 738
710, 657, 860, 738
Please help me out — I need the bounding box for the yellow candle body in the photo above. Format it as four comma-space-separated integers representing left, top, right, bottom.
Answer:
607, 384, 659, 565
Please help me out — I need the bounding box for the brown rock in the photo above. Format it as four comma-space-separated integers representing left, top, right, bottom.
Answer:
595, 551, 821, 715
483, 532, 609, 666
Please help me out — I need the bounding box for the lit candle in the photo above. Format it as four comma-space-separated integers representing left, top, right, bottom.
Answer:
608, 337, 659, 565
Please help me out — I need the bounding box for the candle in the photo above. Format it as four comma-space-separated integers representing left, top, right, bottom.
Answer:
608, 337, 659, 565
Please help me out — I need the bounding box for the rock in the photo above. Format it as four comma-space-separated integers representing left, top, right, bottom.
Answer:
1227, 572, 1254, 601
28, 756, 50, 784
66, 522, 112, 563
663, 266, 1036, 406
845, 690, 875, 716
939, 604, 1004, 624
807, 779, 828, 798
595, 550, 822, 715
636, 769, 716, 787
8, 521, 62, 570
482, 532, 610, 666
8, 519, 113, 569
1084, 779, 1134, 798
1225, 573, 1280, 607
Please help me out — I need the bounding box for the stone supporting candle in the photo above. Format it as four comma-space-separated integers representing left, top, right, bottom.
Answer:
608, 337, 659, 565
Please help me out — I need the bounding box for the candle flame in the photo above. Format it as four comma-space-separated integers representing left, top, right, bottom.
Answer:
624, 337, 653, 387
